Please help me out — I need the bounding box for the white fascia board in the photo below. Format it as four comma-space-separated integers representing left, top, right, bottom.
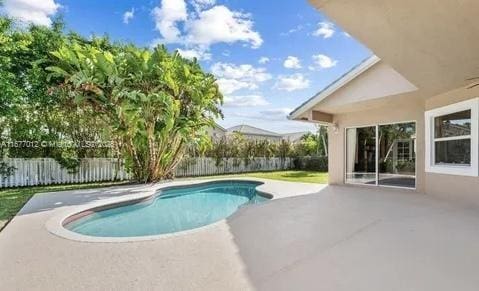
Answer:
288, 55, 380, 120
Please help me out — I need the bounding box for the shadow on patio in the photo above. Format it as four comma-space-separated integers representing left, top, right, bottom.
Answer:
226, 185, 479, 291
16, 183, 151, 216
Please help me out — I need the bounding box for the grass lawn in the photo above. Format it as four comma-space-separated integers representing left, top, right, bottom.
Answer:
199, 170, 329, 184
241, 170, 328, 184
0, 182, 128, 230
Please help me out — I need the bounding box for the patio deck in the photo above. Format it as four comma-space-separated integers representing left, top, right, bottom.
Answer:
1, 179, 479, 290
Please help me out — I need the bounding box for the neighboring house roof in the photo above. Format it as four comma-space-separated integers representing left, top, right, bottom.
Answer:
282, 131, 309, 142
227, 124, 281, 137
212, 122, 227, 132
288, 55, 380, 120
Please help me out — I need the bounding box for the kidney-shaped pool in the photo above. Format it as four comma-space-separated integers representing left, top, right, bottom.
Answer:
64, 180, 270, 238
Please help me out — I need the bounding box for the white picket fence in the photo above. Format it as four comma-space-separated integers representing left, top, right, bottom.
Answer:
175, 157, 293, 177
0, 158, 129, 188
0, 157, 293, 188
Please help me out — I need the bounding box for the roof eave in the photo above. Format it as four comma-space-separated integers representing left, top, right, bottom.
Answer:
288, 55, 380, 120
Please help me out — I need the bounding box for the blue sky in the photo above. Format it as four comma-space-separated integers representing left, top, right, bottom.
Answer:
2, 0, 371, 133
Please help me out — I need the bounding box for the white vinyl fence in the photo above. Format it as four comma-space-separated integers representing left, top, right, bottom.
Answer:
175, 157, 293, 177
0, 157, 293, 188
0, 158, 129, 188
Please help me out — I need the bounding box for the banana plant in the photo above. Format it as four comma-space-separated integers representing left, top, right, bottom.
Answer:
47, 40, 223, 182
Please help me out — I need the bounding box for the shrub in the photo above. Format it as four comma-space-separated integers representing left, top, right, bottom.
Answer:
293, 156, 328, 171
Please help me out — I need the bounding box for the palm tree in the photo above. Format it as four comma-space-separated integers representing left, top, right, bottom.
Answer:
48, 41, 223, 182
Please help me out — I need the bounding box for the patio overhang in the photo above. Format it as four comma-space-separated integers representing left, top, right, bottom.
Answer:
293, 110, 334, 125
289, 55, 417, 121
309, 0, 479, 95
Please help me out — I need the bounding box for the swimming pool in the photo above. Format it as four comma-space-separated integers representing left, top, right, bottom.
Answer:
64, 181, 269, 237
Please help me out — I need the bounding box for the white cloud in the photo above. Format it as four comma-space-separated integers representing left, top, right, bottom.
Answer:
230, 107, 293, 121
223, 95, 269, 107
343, 32, 351, 37
283, 56, 302, 69
280, 25, 303, 36
2, 0, 60, 26
185, 5, 262, 49
212, 62, 271, 94
123, 8, 135, 24
216, 79, 256, 95
176, 47, 211, 61
258, 57, 270, 64
212, 63, 271, 81
152, 0, 187, 43
191, 0, 216, 12
311, 54, 337, 69
259, 108, 293, 121
313, 22, 335, 39
274, 74, 310, 92
152, 1, 262, 50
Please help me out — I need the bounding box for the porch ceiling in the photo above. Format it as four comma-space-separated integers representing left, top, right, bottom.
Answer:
310, 0, 479, 95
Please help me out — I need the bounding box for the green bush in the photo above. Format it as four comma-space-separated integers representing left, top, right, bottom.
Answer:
293, 156, 328, 171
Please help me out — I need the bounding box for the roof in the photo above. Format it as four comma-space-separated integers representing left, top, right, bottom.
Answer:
213, 122, 227, 132
288, 55, 380, 120
310, 0, 479, 96
227, 124, 281, 137
282, 131, 309, 141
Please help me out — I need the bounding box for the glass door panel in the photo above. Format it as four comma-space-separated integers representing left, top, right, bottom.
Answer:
345, 126, 377, 185
378, 122, 416, 188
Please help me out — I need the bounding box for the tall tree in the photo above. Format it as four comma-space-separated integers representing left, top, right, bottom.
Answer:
0, 17, 113, 170
48, 42, 223, 182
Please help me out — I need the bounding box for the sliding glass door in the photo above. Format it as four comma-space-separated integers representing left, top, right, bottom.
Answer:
345, 126, 377, 185
346, 122, 416, 188
378, 122, 416, 188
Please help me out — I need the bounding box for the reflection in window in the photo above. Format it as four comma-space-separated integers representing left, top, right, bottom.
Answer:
378, 123, 416, 188
434, 110, 471, 138
435, 139, 471, 165
345, 126, 376, 185
433, 109, 471, 166
396, 141, 411, 161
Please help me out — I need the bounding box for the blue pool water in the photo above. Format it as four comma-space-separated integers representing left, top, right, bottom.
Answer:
66, 181, 268, 237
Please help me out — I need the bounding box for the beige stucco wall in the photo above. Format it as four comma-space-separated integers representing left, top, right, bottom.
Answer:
317, 61, 417, 113
424, 86, 479, 205
327, 85, 479, 205
328, 94, 426, 192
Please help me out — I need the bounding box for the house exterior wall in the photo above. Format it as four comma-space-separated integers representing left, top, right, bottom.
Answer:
326, 85, 479, 205
206, 126, 226, 140
424, 86, 479, 206
316, 61, 417, 113
328, 95, 425, 192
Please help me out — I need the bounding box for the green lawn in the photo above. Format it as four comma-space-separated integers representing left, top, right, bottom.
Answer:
241, 170, 328, 184
199, 170, 329, 184
0, 182, 128, 230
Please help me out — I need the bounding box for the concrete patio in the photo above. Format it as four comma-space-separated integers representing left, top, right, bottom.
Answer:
1, 179, 479, 290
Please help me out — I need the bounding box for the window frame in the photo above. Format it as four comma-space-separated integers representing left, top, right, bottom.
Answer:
344, 120, 417, 189
425, 98, 479, 176
395, 139, 413, 162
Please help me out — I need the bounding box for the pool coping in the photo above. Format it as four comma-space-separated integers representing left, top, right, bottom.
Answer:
45, 178, 275, 243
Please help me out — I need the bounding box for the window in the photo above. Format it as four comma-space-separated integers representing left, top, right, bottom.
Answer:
345, 126, 377, 185
425, 98, 479, 176
345, 122, 416, 189
396, 140, 411, 161
378, 123, 416, 188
